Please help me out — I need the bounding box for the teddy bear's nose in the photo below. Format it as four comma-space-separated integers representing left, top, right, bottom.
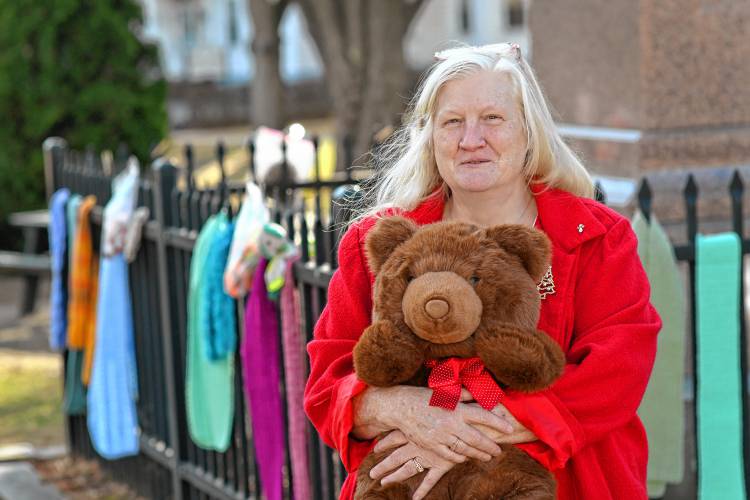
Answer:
425, 298, 450, 319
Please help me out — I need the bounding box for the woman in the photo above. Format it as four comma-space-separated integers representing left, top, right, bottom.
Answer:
304, 43, 661, 499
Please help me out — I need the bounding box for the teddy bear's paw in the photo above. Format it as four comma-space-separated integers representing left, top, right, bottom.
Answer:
353, 320, 424, 387
475, 325, 565, 392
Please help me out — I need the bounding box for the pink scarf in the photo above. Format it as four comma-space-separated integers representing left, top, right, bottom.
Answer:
281, 258, 311, 499
242, 259, 285, 500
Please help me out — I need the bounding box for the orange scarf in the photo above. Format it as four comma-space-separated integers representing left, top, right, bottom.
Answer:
66, 195, 99, 385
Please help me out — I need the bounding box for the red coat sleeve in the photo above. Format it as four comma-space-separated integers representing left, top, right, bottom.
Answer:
303, 222, 375, 472
503, 218, 661, 470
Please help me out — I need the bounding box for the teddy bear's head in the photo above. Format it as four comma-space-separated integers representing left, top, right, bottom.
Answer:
365, 216, 551, 359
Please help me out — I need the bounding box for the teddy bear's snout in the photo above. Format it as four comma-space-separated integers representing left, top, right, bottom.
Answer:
402, 271, 482, 344
425, 298, 449, 319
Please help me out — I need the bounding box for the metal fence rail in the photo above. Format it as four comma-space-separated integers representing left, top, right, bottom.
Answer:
45, 136, 749, 500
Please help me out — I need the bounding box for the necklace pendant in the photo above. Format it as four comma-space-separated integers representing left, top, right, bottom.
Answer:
537, 265, 555, 299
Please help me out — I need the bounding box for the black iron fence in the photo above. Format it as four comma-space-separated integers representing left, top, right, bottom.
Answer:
46, 135, 368, 500
45, 135, 749, 500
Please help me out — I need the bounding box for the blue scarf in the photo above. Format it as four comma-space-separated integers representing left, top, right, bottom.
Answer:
202, 215, 237, 361
48, 188, 70, 351
87, 165, 140, 459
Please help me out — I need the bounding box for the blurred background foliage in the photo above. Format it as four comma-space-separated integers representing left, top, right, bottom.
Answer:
0, 0, 167, 248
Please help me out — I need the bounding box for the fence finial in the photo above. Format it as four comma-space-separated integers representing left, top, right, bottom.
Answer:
184, 144, 195, 191
638, 178, 652, 223
247, 135, 256, 182
684, 174, 698, 243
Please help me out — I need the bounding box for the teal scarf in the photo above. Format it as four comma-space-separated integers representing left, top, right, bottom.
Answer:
696, 232, 746, 500
186, 212, 235, 451
62, 194, 86, 416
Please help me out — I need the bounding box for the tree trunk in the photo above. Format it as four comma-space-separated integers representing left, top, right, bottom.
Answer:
356, 0, 413, 162
297, 0, 424, 170
248, 0, 287, 129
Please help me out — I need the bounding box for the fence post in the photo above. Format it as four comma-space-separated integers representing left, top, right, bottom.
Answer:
42, 137, 67, 199
42, 137, 75, 453
151, 158, 183, 499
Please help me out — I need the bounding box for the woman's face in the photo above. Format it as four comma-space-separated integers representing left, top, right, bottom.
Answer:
432, 70, 528, 196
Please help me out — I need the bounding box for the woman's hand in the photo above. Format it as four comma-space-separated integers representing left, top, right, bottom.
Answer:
369, 430, 461, 500
361, 386, 513, 463
364, 391, 537, 500
468, 401, 538, 444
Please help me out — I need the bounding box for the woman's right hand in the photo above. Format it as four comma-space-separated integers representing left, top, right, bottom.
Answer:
355, 385, 513, 463
370, 431, 461, 500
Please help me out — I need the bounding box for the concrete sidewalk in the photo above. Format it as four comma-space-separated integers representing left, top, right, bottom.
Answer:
0, 276, 65, 500
0, 462, 65, 500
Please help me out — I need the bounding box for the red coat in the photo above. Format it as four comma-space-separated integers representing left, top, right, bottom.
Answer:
304, 184, 661, 499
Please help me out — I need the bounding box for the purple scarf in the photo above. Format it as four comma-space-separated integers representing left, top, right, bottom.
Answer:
281, 258, 310, 500
242, 259, 285, 500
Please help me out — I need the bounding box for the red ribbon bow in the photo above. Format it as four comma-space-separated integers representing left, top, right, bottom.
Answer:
425, 357, 504, 411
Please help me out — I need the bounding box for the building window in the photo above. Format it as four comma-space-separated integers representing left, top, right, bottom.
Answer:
461, 0, 471, 33
507, 0, 524, 27
183, 6, 203, 48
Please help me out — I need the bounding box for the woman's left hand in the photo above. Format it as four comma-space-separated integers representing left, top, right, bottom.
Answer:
469, 401, 538, 444
370, 430, 463, 500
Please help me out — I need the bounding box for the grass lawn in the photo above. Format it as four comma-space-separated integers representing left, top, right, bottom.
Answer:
0, 349, 65, 448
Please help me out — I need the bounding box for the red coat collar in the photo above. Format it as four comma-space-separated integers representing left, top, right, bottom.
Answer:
403, 183, 606, 252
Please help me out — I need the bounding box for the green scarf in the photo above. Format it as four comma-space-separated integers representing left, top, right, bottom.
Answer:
186, 213, 235, 451
633, 211, 686, 497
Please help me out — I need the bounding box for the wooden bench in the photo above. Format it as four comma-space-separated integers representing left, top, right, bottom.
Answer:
4, 209, 50, 315
0, 251, 51, 276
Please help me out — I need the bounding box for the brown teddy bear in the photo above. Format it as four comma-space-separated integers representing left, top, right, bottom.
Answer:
352, 216, 566, 500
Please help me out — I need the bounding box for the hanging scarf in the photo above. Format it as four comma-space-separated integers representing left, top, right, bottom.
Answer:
62, 194, 85, 415
633, 211, 686, 497
65, 195, 83, 267
67, 195, 100, 386
203, 215, 237, 360
224, 181, 269, 298
695, 233, 746, 500
280, 257, 310, 500
87, 161, 140, 459
186, 213, 235, 451
257, 223, 297, 301
243, 259, 285, 500
48, 188, 70, 351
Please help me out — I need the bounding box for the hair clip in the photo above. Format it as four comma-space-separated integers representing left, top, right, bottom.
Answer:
510, 43, 522, 62
433, 48, 460, 61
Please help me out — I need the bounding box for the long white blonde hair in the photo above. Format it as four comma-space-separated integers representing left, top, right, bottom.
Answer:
359, 43, 593, 219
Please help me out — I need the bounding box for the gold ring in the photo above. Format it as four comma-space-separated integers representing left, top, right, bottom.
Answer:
411, 457, 425, 473
450, 438, 462, 453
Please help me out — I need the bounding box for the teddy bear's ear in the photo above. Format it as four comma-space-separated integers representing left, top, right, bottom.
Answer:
484, 225, 552, 282
365, 216, 418, 274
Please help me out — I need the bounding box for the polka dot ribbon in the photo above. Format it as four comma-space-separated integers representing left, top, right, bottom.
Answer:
425, 357, 504, 411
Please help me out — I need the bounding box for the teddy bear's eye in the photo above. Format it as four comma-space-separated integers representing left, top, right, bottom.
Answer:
469, 276, 480, 286
406, 274, 415, 283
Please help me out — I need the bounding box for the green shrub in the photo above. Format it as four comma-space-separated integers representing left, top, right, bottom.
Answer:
0, 0, 167, 246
